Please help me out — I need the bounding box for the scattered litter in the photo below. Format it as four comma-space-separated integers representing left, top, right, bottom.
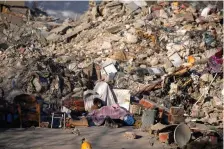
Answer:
0, 1, 223, 148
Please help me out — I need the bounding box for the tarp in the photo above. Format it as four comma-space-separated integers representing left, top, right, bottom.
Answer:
83, 82, 117, 111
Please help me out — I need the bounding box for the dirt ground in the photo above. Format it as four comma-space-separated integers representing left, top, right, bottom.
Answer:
0, 126, 173, 149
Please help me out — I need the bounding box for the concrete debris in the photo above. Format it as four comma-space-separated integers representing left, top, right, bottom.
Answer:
125, 33, 138, 44
0, 1, 223, 148
124, 131, 137, 140
200, 73, 214, 82
71, 127, 81, 136
62, 22, 92, 41
50, 25, 70, 34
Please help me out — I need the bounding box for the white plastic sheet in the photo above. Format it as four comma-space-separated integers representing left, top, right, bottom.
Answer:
83, 82, 117, 111
94, 82, 117, 106
113, 89, 130, 110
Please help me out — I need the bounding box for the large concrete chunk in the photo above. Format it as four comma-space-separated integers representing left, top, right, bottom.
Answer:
106, 24, 123, 34
50, 25, 70, 34
46, 33, 61, 42
62, 22, 91, 41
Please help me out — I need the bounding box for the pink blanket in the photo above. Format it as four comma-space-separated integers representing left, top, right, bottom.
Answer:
88, 104, 129, 126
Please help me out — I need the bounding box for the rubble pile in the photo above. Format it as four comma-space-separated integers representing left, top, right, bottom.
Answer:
0, 1, 223, 148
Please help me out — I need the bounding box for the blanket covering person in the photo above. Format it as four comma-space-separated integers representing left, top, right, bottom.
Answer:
88, 104, 129, 126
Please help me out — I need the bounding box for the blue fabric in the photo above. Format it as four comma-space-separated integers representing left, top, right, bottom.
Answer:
7, 114, 12, 123
123, 115, 134, 126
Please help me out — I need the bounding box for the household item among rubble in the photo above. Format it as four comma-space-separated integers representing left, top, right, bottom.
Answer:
141, 109, 156, 131
174, 123, 191, 147
103, 63, 118, 80
15, 94, 40, 128
113, 89, 130, 110
123, 115, 134, 126
51, 112, 66, 129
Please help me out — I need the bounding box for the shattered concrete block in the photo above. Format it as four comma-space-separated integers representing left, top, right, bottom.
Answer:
163, 58, 173, 70
169, 83, 178, 95
207, 117, 218, 125
50, 25, 70, 34
166, 43, 184, 54
137, 54, 147, 60
146, 49, 154, 56
159, 9, 169, 19
68, 62, 78, 72
151, 123, 166, 131
200, 73, 213, 82
46, 33, 61, 42
212, 96, 222, 109
106, 24, 123, 34
150, 57, 159, 66
101, 41, 112, 49
125, 33, 138, 44
124, 131, 136, 140
168, 52, 183, 67
133, 19, 145, 28
62, 23, 91, 40
173, 13, 194, 22
140, 64, 147, 68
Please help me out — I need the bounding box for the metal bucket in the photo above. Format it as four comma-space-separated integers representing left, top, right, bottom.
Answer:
174, 123, 191, 147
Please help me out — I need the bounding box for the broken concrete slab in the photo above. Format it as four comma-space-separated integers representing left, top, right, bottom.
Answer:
50, 25, 70, 34
62, 22, 92, 41
106, 24, 123, 34
46, 33, 61, 42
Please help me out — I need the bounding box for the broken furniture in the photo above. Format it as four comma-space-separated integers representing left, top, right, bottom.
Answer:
15, 94, 40, 128
51, 112, 66, 129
